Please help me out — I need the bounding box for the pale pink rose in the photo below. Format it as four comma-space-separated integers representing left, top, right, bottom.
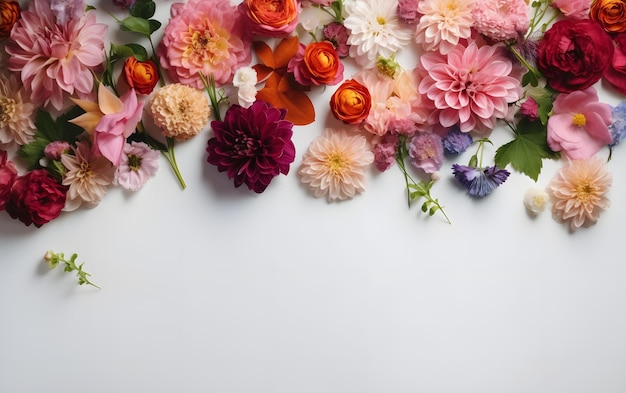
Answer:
552, 0, 591, 19
547, 87, 613, 160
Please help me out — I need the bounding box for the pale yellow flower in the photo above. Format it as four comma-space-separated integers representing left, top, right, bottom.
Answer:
299, 129, 374, 202
415, 0, 475, 54
0, 74, 35, 146
548, 157, 612, 230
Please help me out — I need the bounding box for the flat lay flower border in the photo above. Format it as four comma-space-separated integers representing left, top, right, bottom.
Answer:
1, 0, 626, 245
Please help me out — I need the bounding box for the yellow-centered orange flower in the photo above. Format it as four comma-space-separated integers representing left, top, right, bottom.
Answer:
590, 0, 626, 33
123, 57, 159, 95
330, 79, 371, 125
0, 1, 20, 38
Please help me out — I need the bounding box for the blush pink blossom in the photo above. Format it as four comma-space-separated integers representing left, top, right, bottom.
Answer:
158, 0, 251, 88
552, 0, 591, 19
6, 0, 107, 110
418, 40, 521, 134
547, 87, 613, 160
472, 0, 530, 42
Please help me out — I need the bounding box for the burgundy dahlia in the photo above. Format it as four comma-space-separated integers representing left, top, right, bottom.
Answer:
206, 101, 296, 193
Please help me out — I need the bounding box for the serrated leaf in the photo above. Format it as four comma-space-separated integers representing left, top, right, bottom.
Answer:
494, 119, 559, 181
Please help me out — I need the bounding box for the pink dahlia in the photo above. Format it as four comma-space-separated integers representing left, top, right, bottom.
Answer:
6, 0, 107, 110
206, 101, 296, 193
418, 40, 521, 134
547, 87, 613, 160
158, 0, 251, 88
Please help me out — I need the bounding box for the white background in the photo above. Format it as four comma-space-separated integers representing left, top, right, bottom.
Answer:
2, 1, 626, 392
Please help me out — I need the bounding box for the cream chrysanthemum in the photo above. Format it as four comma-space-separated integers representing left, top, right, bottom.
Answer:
415, 0, 475, 54
548, 157, 612, 230
149, 84, 211, 141
0, 74, 35, 147
343, 0, 412, 68
60, 141, 115, 211
299, 129, 374, 202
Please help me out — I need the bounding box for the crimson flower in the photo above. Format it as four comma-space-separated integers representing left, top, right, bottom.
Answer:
206, 101, 296, 193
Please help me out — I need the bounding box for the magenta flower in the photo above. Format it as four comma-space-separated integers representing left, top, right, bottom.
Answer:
158, 0, 251, 88
206, 101, 296, 193
0, 150, 17, 211
418, 40, 521, 134
6, 0, 107, 110
547, 87, 613, 160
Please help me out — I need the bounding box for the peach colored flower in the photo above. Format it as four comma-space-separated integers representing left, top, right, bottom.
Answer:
299, 128, 374, 202
549, 157, 612, 230
60, 141, 115, 211
0, 74, 36, 147
158, 0, 251, 88
239, 0, 300, 37
415, 0, 475, 55
149, 84, 210, 141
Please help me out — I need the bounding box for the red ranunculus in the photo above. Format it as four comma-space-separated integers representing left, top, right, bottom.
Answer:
537, 19, 614, 93
0, 150, 17, 211
6, 170, 67, 227
604, 33, 626, 94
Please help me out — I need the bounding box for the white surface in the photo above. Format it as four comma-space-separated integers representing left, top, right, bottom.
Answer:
2, 1, 626, 392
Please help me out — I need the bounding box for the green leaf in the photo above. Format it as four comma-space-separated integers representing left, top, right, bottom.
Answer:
494, 119, 559, 181
119, 16, 152, 36
130, 0, 156, 19
522, 70, 539, 87
148, 19, 161, 34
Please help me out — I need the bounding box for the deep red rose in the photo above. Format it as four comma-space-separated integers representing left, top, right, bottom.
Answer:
6, 170, 67, 227
537, 19, 614, 93
206, 100, 296, 193
0, 150, 17, 211
604, 33, 626, 94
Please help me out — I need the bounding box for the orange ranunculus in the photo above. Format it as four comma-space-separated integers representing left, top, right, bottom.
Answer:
330, 79, 371, 125
590, 0, 626, 33
123, 57, 159, 95
298, 41, 344, 86
239, 0, 300, 37
0, 1, 20, 38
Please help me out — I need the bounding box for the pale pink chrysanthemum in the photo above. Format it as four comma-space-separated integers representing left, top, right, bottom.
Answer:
472, 0, 530, 42
299, 129, 374, 202
60, 141, 115, 211
114, 141, 160, 191
6, 0, 107, 110
0, 74, 36, 147
415, 0, 475, 55
548, 157, 612, 231
343, 0, 412, 69
158, 0, 251, 88
418, 40, 521, 134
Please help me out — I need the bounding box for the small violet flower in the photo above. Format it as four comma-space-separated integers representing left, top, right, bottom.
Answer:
452, 164, 511, 198
442, 127, 473, 155
609, 101, 626, 147
408, 132, 444, 173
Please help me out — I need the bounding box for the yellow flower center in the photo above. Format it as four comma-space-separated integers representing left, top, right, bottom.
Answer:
572, 113, 586, 127
128, 154, 142, 172
327, 152, 347, 175
185, 24, 231, 64
376, 16, 386, 25
77, 161, 93, 181
0, 96, 16, 124
575, 182, 595, 203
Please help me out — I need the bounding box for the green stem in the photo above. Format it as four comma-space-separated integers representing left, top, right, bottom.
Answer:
163, 137, 186, 190
199, 72, 222, 122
